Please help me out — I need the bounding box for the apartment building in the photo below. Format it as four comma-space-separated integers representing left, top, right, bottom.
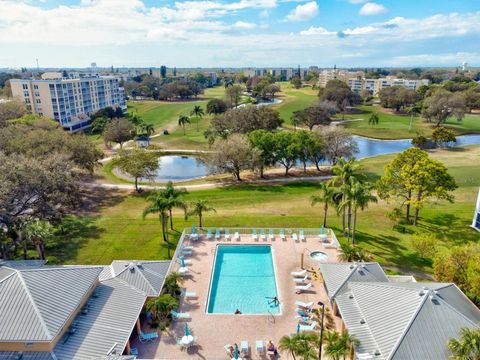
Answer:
11, 74, 126, 132
318, 69, 364, 87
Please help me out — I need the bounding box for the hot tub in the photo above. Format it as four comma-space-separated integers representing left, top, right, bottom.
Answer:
310, 251, 328, 262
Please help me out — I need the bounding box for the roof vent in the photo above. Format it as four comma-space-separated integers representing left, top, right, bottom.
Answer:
374, 350, 381, 356
349, 294, 354, 299
349, 264, 355, 269
128, 262, 135, 272
360, 319, 366, 324
419, 290, 425, 296
360, 264, 366, 268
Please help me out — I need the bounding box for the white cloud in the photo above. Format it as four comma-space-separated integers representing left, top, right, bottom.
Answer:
359, 2, 387, 16
285, 1, 319, 21
300, 26, 334, 35
349, 0, 367, 3
233, 21, 257, 29
388, 52, 480, 66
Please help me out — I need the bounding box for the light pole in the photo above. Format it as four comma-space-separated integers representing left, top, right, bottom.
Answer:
318, 301, 325, 360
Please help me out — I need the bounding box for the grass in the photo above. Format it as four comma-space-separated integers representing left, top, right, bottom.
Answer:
273, 82, 319, 126
340, 104, 480, 139
61, 146, 480, 275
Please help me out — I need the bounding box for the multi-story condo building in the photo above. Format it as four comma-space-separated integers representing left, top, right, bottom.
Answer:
11, 74, 126, 132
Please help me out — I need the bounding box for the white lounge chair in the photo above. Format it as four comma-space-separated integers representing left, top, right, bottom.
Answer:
292, 233, 298, 242
295, 314, 314, 324
240, 341, 249, 356
171, 310, 190, 320
225, 229, 231, 240
295, 300, 314, 309
293, 275, 309, 284
178, 266, 189, 275
234, 231, 240, 241
260, 229, 266, 240
299, 321, 318, 332
280, 229, 286, 241
181, 249, 192, 256
182, 245, 194, 251
291, 269, 307, 277
181, 289, 197, 299
252, 229, 258, 240
299, 230, 305, 241
269, 229, 274, 240
295, 283, 312, 293
215, 229, 221, 240
206, 229, 212, 240
256, 340, 264, 354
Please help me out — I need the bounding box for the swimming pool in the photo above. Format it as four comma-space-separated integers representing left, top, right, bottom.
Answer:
207, 245, 280, 315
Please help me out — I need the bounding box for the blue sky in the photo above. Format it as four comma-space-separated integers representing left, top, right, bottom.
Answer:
0, 0, 479, 68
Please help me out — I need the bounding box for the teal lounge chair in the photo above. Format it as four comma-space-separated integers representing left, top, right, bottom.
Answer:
191, 224, 197, 234
299, 321, 318, 332
252, 229, 258, 240
269, 229, 274, 240
139, 330, 158, 342
225, 229, 231, 240
215, 228, 221, 240
171, 310, 191, 320
300, 230, 305, 241
261, 229, 266, 240
206, 228, 212, 240
280, 229, 286, 240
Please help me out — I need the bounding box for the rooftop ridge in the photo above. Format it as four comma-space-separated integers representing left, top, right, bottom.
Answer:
0, 269, 16, 284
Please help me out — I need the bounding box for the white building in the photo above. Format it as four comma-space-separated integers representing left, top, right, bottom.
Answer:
472, 188, 480, 231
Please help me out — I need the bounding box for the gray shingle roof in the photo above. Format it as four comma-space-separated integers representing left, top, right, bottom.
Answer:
53, 278, 146, 360
0, 352, 55, 360
335, 281, 480, 360
0, 265, 103, 342
99, 260, 170, 296
319, 262, 389, 299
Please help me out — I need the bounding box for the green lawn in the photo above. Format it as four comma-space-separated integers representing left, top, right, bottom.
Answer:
341, 105, 480, 139
60, 146, 480, 276
273, 82, 319, 126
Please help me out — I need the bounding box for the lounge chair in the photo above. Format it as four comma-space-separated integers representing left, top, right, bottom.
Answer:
241, 341, 249, 356
269, 229, 274, 240
181, 289, 197, 299
215, 228, 221, 240
252, 229, 258, 240
234, 230, 240, 240
280, 229, 286, 241
139, 330, 159, 342
182, 245, 194, 251
356, 353, 374, 359
225, 229, 231, 240
224, 344, 232, 355
300, 230, 305, 241
178, 266, 189, 275
295, 283, 312, 293
206, 229, 212, 240
295, 300, 314, 310
299, 321, 318, 332
256, 340, 264, 354
130, 347, 138, 356
291, 269, 307, 277
292, 233, 298, 242
295, 314, 314, 324
293, 275, 309, 284
190, 224, 198, 241
177, 257, 192, 266
181, 249, 192, 256
171, 310, 191, 320
260, 229, 266, 240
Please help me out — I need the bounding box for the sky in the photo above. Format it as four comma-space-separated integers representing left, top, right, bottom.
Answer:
0, 0, 479, 68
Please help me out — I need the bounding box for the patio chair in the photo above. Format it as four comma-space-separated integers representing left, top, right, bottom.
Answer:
234, 230, 240, 241
299, 321, 318, 332
295, 300, 314, 310
178, 266, 189, 275
291, 269, 307, 277
293, 275, 309, 284
299, 230, 305, 241
256, 340, 264, 354
240, 341, 249, 356
171, 310, 191, 320
295, 283, 312, 293
139, 330, 159, 342
252, 229, 258, 240
292, 233, 299, 242
280, 229, 286, 241
224, 344, 233, 355
181, 289, 197, 299
130, 347, 139, 356
225, 229, 231, 240
260, 229, 266, 240
269, 229, 274, 240
181, 249, 192, 256
206, 228, 212, 240
182, 245, 194, 251
215, 228, 221, 240
295, 314, 314, 324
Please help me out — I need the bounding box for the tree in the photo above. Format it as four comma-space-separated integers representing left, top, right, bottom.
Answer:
273, 131, 300, 176
311, 182, 339, 227
161, 181, 187, 230
317, 127, 358, 164
320, 80, 361, 117
145, 294, 178, 321
448, 328, 480, 360
206, 98, 227, 114
143, 191, 173, 258
0, 99, 26, 127
432, 126, 457, 147
345, 179, 377, 243
291, 76, 302, 89
368, 113, 379, 126
188, 199, 216, 228
190, 105, 205, 131
323, 331, 345, 360
103, 118, 135, 149
225, 84, 244, 107
338, 243, 369, 262
24, 219, 54, 260
292, 101, 336, 130
279, 333, 319, 360
411, 135, 428, 149
378, 86, 418, 111
91, 116, 110, 134
160, 65, 167, 78
248, 129, 277, 178
178, 115, 190, 135
411, 233, 437, 259
205, 134, 257, 181
295, 130, 317, 172
163, 272, 184, 297
113, 149, 159, 192
279, 335, 300, 360
265, 83, 281, 98
422, 89, 466, 127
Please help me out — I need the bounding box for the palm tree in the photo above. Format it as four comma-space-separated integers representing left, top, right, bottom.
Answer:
143, 191, 173, 258
338, 243, 369, 262
295, 333, 319, 360
311, 182, 339, 228
407, 103, 422, 132
279, 335, 300, 360
161, 181, 188, 230
178, 115, 190, 135
188, 199, 216, 228
348, 180, 377, 244
339, 331, 360, 360
368, 113, 379, 127
145, 294, 179, 321
323, 331, 344, 360
139, 123, 155, 136
163, 272, 184, 296
190, 105, 205, 131
448, 328, 480, 360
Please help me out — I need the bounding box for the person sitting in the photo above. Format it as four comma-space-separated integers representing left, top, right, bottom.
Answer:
227, 345, 234, 357
234, 309, 242, 314
266, 340, 277, 359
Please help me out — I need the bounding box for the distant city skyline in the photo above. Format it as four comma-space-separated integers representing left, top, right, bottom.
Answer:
1, 0, 479, 68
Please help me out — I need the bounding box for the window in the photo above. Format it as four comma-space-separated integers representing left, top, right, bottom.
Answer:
23, 91, 29, 97
35, 99, 41, 104
35, 92, 40, 97
34, 85, 39, 90
22, 84, 28, 90
25, 98, 31, 104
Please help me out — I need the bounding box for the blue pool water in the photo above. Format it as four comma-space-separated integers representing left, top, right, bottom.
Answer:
207, 245, 280, 315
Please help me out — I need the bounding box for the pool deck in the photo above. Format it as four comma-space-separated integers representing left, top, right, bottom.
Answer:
135, 229, 341, 359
